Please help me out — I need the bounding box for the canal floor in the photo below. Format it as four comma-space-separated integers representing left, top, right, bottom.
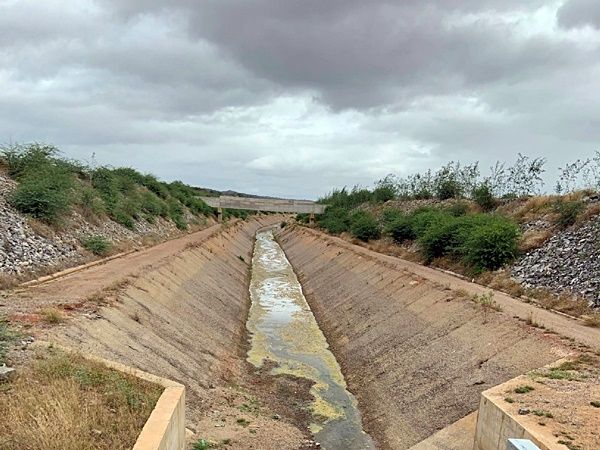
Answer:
246, 230, 374, 450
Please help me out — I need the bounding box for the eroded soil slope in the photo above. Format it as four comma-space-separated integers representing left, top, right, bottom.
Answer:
278, 226, 575, 449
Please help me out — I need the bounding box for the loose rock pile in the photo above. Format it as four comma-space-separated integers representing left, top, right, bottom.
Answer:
512, 216, 600, 308
0, 175, 81, 275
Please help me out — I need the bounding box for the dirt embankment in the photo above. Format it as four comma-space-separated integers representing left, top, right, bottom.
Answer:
277, 226, 577, 449
23, 216, 313, 450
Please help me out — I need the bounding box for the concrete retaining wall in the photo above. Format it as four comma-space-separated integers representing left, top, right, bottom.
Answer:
473, 372, 566, 450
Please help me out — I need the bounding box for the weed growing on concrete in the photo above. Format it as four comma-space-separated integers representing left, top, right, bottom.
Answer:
532, 409, 554, 418
557, 440, 583, 450
236, 418, 251, 427
193, 439, 215, 450
514, 385, 535, 394
472, 291, 501, 323
504, 397, 515, 403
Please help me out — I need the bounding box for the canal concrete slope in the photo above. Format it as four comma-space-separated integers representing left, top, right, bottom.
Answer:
49, 217, 314, 449
277, 226, 572, 450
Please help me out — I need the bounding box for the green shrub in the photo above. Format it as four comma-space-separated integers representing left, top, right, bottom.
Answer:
79, 186, 106, 217
372, 185, 396, 203
386, 215, 415, 243
381, 208, 404, 225
419, 215, 461, 262
473, 183, 496, 211
2, 143, 61, 179
350, 211, 381, 241
113, 208, 135, 229
409, 208, 446, 238
445, 202, 470, 217
462, 218, 519, 271
553, 200, 584, 229
319, 206, 350, 234
9, 169, 73, 224
140, 191, 167, 217
167, 198, 187, 230
296, 213, 310, 224
0, 315, 17, 365
81, 235, 112, 256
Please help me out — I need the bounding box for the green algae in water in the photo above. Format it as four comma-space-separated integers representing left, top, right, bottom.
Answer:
246, 230, 375, 450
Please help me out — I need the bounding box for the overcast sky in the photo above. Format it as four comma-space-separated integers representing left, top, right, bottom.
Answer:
1, 0, 599, 199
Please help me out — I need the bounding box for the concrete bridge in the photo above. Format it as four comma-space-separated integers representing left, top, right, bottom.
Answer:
200, 195, 326, 222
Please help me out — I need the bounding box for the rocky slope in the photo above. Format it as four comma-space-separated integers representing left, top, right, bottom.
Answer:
512, 215, 600, 308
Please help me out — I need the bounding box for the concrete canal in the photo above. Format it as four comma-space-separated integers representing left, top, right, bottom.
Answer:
246, 229, 375, 450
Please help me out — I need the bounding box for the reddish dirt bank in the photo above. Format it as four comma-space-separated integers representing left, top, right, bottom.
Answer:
277, 226, 577, 450
8, 216, 318, 450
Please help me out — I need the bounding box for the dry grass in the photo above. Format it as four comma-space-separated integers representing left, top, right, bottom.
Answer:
475, 271, 595, 318
26, 218, 56, 240
0, 273, 18, 291
0, 349, 162, 450
498, 195, 556, 223
40, 307, 65, 324
476, 271, 526, 298
582, 314, 600, 328
519, 228, 554, 253
579, 202, 600, 224
531, 290, 591, 317
86, 278, 131, 307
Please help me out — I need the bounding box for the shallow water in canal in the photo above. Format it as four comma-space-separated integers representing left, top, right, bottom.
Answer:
246, 230, 375, 450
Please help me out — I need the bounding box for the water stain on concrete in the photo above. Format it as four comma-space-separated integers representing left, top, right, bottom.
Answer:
247, 230, 375, 450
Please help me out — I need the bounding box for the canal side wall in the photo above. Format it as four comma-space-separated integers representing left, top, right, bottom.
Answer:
277, 226, 568, 450
49, 216, 282, 431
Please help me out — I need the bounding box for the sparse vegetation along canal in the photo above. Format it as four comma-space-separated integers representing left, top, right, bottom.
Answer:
246, 229, 375, 450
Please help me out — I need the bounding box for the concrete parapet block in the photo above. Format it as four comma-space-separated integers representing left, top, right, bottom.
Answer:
473, 364, 567, 450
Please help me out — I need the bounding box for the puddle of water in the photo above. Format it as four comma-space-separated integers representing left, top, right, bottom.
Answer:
246, 230, 375, 450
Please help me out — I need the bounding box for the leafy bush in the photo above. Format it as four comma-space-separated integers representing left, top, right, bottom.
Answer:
2, 143, 61, 179
167, 198, 187, 230
381, 208, 404, 225
81, 235, 112, 256
385, 215, 415, 243
445, 202, 470, 217
79, 187, 106, 218
553, 200, 584, 229
462, 218, 519, 271
9, 169, 73, 224
319, 206, 351, 234
472, 182, 496, 211
409, 208, 447, 238
296, 213, 310, 224
112, 208, 135, 229
419, 215, 462, 262
350, 211, 381, 241
372, 184, 396, 203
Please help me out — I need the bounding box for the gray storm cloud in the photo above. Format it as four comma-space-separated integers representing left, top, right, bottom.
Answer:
0, 0, 599, 198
